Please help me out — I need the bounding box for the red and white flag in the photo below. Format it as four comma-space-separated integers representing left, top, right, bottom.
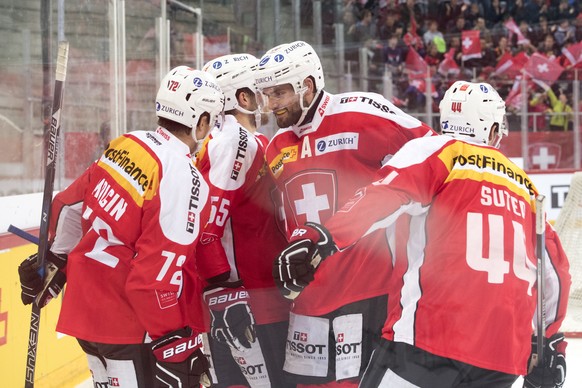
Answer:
504, 18, 530, 45
524, 53, 564, 84
561, 41, 582, 68
492, 51, 529, 78
461, 30, 481, 61
438, 48, 460, 76
405, 47, 428, 80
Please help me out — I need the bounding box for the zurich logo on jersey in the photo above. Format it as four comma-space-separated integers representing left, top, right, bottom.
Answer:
156, 102, 161, 111
274, 54, 285, 62
480, 84, 489, 93
442, 120, 449, 129
212, 61, 223, 69
317, 140, 326, 152
192, 77, 203, 87
259, 56, 270, 66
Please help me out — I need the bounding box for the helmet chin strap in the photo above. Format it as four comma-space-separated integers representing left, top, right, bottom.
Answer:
295, 86, 320, 126
235, 104, 262, 129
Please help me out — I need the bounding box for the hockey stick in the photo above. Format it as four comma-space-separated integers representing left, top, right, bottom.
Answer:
24, 41, 69, 388
530, 194, 547, 372
8, 224, 40, 245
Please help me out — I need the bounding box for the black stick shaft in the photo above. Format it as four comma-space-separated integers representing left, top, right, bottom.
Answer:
24, 41, 68, 388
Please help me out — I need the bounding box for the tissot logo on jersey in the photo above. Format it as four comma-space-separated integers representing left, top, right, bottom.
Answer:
186, 164, 202, 233
269, 145, 298, 178
339, 95, 396, 114
315, 132, 359, 155
231, 128, 249, 180
103, 147, 151, 192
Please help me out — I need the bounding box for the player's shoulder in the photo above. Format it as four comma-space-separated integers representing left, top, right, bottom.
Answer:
325, 91, 423, 128
387, 135, 454, 168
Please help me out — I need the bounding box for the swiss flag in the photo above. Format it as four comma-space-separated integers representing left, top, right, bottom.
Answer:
405, 47, 428, 80
504, 18, 530, 45
492, 51, 529, 78
438, 48, 460, 76
524, 53, 564, 84
461, 30, 482, 61
561, 41, 582, 68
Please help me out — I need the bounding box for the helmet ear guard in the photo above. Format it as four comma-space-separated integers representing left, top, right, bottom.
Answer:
156, 66, 225, 134
439, 81, 507, 148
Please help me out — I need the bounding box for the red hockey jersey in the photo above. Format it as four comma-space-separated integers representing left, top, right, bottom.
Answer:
325, 135, 571, 375
49, 127, 210, 343
195, 115, 290, 324
265, 91, 436, 316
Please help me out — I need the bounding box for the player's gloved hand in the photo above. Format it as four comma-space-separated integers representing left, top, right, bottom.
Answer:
18, 251, 67, 307
151, 327, 211, 388
273, 222, 337, 300
203, 280, 256, 351
524, 333, 567, 388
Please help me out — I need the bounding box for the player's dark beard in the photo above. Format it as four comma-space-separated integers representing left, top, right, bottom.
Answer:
274, 100, 303, 128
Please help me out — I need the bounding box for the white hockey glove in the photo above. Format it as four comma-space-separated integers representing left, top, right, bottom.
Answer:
273, 222, 338, 300
203, 280, 256, 351
18, 251, 67, 307
524, 333, 567, 388
150, 327, 211, 388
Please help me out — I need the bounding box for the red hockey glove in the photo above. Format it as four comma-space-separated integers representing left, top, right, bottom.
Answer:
524, 333, 567, 388
151, 327, 211, 387
273, 222, 337, 300
18, 251, 67, 307
203, 280, 256, 351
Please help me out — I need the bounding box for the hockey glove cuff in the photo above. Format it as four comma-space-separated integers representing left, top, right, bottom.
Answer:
203, 280, 256, 351
273, 222, 338, 300
524, 332, 567, 388
151, 327, 211, 387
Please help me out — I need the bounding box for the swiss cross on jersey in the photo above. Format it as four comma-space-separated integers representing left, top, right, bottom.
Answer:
284, 170, 338, 225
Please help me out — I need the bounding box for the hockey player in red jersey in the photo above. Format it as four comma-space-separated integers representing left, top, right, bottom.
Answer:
17, 66, 225, 387
274, 81, 572, 387
254, 40, 436, 386
198, 53, 293, 387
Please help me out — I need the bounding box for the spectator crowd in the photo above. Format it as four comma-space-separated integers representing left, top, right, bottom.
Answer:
334, 0, 582, 130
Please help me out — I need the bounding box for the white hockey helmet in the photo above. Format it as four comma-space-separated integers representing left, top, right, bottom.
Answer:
254, 41, 325, 94
156, 66, 225, 130
202, 53, 259, 112
439, 81, 507, 148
